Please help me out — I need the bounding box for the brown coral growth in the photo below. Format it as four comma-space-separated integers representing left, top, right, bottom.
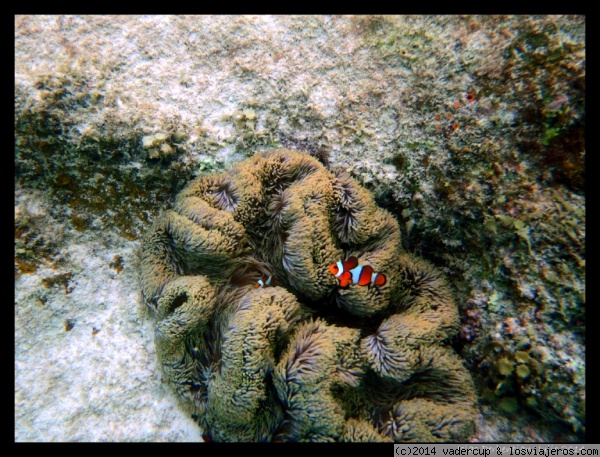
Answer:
141, 149, 477, 442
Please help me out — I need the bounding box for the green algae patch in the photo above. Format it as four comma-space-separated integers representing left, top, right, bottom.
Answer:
498, 397, 519, 414
496, 357, 515, 377
516, 364, 531, 380
16, 127, 198, 241
515, 350, 531, 364
70, 215, 91, 232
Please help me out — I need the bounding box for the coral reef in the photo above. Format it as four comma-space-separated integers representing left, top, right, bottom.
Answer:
350, 16, 585, 438
15, 15, 583, 443
141, 149, 477, 442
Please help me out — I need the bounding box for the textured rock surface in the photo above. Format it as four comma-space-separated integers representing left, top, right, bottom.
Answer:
15, 15, 584, 442
14, 190, 202, 442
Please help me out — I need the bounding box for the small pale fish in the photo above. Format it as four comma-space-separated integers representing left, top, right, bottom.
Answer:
328, 256, 386, 288
255, 274, 273, 288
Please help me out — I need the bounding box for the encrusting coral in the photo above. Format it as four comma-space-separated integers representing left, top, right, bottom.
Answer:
141, 149, 478, 442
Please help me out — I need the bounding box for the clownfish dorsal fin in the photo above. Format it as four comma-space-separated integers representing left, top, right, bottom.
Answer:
344, 256, 359, 270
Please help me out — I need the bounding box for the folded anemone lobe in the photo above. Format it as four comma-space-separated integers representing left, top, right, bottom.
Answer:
140, 149, 477, 442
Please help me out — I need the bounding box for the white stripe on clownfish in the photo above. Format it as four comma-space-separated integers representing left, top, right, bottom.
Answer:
328, 256, 358, 278
350, 265, 364, 284
333, 260, 344, 278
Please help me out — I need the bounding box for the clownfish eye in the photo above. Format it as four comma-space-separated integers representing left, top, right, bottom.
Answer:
328, 263, 339, 275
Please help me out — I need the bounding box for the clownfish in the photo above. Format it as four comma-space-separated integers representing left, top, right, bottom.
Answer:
328, 256, 386, 288
255, 274, 273, 288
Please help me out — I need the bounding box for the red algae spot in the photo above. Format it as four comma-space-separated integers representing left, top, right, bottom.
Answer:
453, 101, 460, 109
435, 114, 441, 121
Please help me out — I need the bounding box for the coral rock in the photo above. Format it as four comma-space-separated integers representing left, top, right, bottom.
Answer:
141, 149, 478, 441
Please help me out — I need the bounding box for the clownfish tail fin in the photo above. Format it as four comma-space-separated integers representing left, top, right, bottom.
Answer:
374, 273, 386, 286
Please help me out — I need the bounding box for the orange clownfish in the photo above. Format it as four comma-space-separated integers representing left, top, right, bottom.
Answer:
255, 274, 273, 288
328, 256, 386, 288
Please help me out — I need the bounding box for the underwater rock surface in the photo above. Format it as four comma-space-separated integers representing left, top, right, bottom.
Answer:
16, 15, 584, 441
141, 149, 478, 442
